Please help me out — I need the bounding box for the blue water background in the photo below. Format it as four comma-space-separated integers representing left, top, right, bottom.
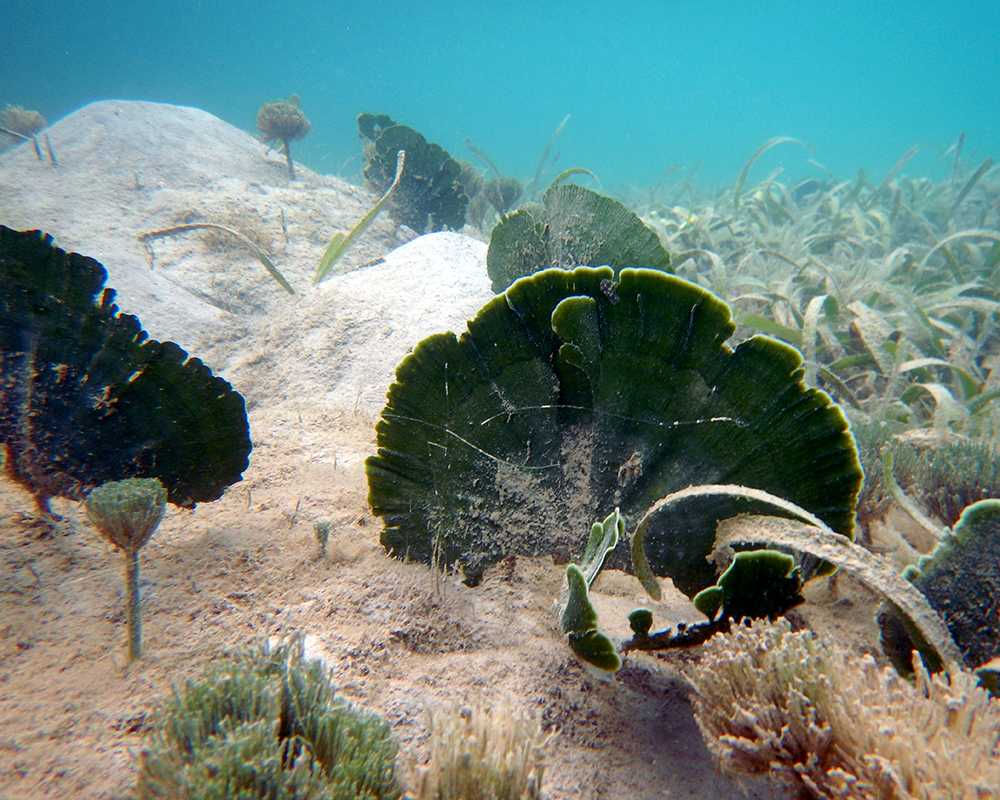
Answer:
5, 0, 999, 193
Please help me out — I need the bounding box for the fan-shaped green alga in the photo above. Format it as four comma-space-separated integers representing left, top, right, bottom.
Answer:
366, 266, 861, 590
0, 226, 251, 513
486, 184, 670, 293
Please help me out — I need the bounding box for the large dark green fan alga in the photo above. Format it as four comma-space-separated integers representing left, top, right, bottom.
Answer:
367, 266, 861, 588
358, 113, 468, 233
486, 184, 670, 293
0, 227, 251, 511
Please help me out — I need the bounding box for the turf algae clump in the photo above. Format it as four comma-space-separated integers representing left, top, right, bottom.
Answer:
0, 104, 50, 161
415, 700, 548, 800
137, 638, 402, 799
366, 265, 861, 588
85, 478, 167, 662
882, 436, 1000, 527
687, 619, 1000, 799
313, 519, 332, 559
0, 227, 252, 514
0, 103, 46, 137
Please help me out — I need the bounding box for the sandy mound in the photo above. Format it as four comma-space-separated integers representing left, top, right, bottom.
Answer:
0, 104, 410, 361
232, 231, 491, 413
0, 99, 494, 414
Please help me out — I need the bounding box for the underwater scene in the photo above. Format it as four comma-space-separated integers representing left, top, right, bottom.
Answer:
1, 1, 998, 798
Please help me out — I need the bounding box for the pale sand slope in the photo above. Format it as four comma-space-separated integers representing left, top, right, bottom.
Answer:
0, 101, 804, 798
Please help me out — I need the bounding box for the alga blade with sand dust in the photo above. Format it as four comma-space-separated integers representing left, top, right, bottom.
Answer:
367, 265, 861, 589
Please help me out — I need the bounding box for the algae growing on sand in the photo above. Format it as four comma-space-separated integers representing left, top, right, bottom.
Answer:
2, 3, 999, 797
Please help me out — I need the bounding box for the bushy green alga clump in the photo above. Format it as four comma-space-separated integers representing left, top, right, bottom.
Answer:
0, 104, 46, 137
852, 420, 999, 529
137, 638, 402, 799
889, 438, 1000, 526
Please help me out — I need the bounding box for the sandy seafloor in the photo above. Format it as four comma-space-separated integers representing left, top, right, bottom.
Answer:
0, 100, 915, 799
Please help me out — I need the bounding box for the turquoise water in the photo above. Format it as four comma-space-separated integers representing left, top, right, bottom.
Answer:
6, 0, 999, 191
